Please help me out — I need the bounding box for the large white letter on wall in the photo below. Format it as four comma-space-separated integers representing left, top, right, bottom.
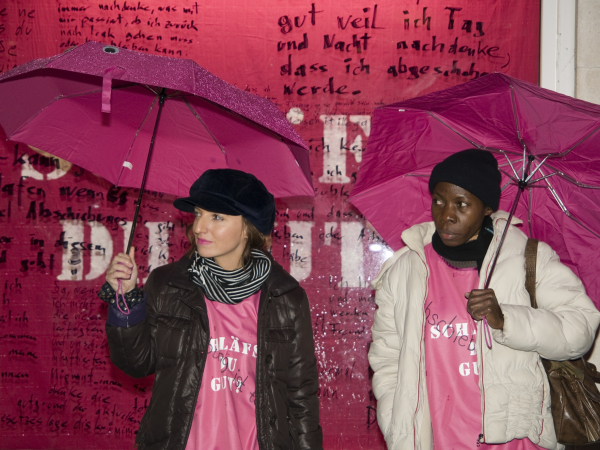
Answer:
287, 221, 313, 282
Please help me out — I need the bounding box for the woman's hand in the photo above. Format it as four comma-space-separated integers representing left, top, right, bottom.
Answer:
106, 247, 138, 293
466, 289, 504, 330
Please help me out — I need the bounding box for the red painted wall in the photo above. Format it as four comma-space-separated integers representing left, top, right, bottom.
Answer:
0, 1, 540, 448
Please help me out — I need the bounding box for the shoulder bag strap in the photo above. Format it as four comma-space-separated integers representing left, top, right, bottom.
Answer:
525, 238, 539, 309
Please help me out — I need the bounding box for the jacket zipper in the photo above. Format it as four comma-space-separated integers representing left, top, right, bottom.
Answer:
478, 258, 494, 445
255, 292, 270, 450
182, 306, 210, 450
478, 322, 486, 445
414, 252, 430, 450
478, 217, 503, 445
414, 307, 427, 450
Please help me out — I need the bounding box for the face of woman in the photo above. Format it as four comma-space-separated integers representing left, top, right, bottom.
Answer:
193, 207, 248, 270
431, 182, 493, 247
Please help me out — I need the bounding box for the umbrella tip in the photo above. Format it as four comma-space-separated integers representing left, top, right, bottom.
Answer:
102, 45, 119, 54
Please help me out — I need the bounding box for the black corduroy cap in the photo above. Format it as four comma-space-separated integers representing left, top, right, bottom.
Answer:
174, 169, 276, 235
428, 149, 501, 210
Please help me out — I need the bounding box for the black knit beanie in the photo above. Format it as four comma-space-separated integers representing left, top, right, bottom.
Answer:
428, 149, 501, 210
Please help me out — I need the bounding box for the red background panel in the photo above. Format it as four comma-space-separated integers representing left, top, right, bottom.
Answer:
0, 1, 540, 448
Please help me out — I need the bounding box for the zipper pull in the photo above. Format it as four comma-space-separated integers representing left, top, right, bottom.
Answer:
477, 434, 485, 445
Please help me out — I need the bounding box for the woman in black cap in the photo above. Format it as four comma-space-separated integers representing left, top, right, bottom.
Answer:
98, 169, 323, 450
368, 150, 600, 450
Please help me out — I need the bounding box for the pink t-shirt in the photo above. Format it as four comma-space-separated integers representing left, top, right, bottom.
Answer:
185, 292, 261, 450
424, 244, 541, 449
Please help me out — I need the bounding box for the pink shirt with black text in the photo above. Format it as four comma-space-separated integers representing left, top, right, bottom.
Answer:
185, 292, 261, 450
424, 244, 541, 449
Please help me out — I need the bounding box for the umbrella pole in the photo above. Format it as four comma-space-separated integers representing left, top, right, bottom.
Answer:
483, 187, 522, 289
126, 88, 167, 254
484, 155, 534, 289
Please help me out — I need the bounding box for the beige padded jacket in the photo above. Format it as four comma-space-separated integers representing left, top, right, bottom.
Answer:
368, 211, 600, 450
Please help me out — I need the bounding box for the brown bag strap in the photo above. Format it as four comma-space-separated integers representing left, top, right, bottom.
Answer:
525, 238, 539, 309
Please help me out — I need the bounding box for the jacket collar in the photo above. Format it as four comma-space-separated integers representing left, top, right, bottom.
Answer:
165, 255, 196, 291
401, 210, 522, 255
372, 210, 522, 287
259, 251, 299, 297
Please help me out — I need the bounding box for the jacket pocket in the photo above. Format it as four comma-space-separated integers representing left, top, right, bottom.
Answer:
267, 327, 296, 343
155, 316, 189, 363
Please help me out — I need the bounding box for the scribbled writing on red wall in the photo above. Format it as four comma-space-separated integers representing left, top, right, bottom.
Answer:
0, 1, 539, 449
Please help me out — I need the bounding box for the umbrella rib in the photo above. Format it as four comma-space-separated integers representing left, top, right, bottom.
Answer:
499, 152, 522, 180
526, 156, 550, 182
165, 90, 184, 99
9, 83, 148, 139
180, 92, 295, 149
558, 124, 600, 157
566, 215, 600, 239
509, 85, 526, 149
498, 159, 521, 168
542, 171, 600, 239
521, 146, 527, 182
55, 82, 138, 100
142, 85, 158, 95
112, 83, 138, 91
167, 91, 187, 99
479, 146, 524, 157
7, 86, 121, 139
500, 180, 513, 192
539, 169, 567, 212
59, 83, 138, 99
537, 124, 600, 160
529, 172, 560, 184
425, 112, 482, 148
183, 97, 226, 155
537, 160, 600, 189
142, 87, 182, 98
117, 95, 159, 183
499, 168, 519, 184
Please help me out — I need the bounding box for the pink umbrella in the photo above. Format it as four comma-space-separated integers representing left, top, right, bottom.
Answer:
350, 73, 600, 307
0, 41, 313, 249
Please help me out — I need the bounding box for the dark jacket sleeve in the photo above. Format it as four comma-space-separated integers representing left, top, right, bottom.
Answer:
105, 271, 160, 378
106, 297, 147, 327
287, 288, 323, 449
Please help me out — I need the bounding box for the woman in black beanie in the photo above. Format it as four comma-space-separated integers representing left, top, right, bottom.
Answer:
368, 149, 599, 450
98, 168, 323, 450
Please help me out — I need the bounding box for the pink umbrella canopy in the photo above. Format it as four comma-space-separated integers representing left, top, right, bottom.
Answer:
0, 41, 314, 199
350, 73, 600, 307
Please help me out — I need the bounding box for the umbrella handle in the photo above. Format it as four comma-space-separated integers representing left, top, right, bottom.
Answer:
482, 318, 493, 349
115, 279, 131, 316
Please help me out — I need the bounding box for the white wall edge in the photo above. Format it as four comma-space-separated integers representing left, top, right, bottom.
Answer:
540, 0, 576, 96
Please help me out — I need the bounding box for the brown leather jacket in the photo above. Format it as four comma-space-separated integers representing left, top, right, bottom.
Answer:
106, 255, 323, 450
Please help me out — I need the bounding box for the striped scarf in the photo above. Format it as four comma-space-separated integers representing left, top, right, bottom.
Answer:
188, 250, 271, 304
